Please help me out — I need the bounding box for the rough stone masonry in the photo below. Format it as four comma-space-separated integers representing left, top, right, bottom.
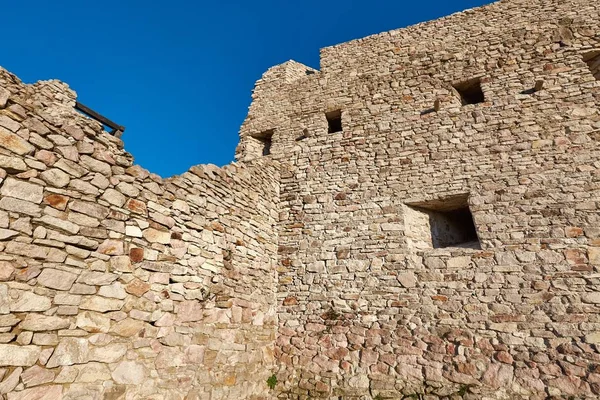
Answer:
0, 0, 599, 398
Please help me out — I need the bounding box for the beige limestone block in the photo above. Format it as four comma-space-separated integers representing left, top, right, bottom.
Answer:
125, 225, 143, 237
9, 291, 52, 312
109, 318, 145, 337
4, 242, 66, 262
21, 365, 55, 387
176, 301, 204, 323
109, 256, 133, 273
0, 127, 34, 155
0, 88, 9, 109
0, 228, 19, 240
0, 345, 41, 367
77, 271, 118, 286
0, 178, 43, 203
116, 181, 139, 197
111, 360, 145, 384
154, 312, 175, 327
582, 292, 600, 304
67, 211, 100, 228
172, 199, 190, 213
74, 362, 111, 383
0, 314, 20, 327
0, 367, 22, 394
32, 333, 58, 346
97, 282, 127, 299
54, 293, 81, 306
143, 228, 171, 244
16, 331, 33, 345
97, 239, 124, 255
0, 155, 27, 172
6, 385, 62, 399
76, 311, 111, 333
0, 333, 16, 343
0, 284, 10, 314
0, 115, 20, 132
54, 366, 78, 384
46, 337, 89, 368
19, 314, 70, 331
397, 272, 417, 288
100, 188, 125, 207
155, 347, 185, 369
589, 247, 600, 266
447, 256, 472, 269
39, 168, 70, 188
80, 296, 124, 313
38, 348, 53, 366
88, 343, 127, 363
0, 210, 8, 228
125, 279, 150, 297
69, 200, 109, 218
80, 155, 112, 176
585, 332, 600, 344
37, 215, 80, 235
0, 197, 41, 216
0, 261, 15, 281
37, 268, 77, 291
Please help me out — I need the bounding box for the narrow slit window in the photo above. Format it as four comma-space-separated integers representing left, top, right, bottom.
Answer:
583, 51, 600, 80
404, 194, 480, 250
453, 78, 485, 105
248, 129, 274, 157
326, 110, 342, 133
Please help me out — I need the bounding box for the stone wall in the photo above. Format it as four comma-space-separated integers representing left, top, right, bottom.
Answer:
238, 0, 600, 398
0, 67, 279, 399
2, 0, 600, 398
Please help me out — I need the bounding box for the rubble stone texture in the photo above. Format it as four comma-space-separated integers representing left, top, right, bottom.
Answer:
0, 0, 599, 398
235, 0, 600, 398
0, 57, 278, 399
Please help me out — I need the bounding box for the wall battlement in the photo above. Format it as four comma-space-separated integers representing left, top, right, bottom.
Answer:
0, 0, 599, 398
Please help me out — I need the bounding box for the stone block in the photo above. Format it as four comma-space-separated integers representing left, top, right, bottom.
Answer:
0, 345, 41, 367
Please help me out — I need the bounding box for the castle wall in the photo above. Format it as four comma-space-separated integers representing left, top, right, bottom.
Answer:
1, 0, 599, 398
239, 0, 600, 398
0, 68, 278, 399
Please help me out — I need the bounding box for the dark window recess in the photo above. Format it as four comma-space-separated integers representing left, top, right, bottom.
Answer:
326, 110, 342, 133
583, 51, 600, 80
406, 194, 480, 249
453, 78, 485, 105
249, 130, 274, 157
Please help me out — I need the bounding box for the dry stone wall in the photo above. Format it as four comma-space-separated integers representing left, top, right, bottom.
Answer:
238, 0, 600, 398
0, 67, 279, 399
2, 0, 600, 398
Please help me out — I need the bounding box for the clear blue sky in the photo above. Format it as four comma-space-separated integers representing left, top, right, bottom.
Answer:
2, 0, 493, 177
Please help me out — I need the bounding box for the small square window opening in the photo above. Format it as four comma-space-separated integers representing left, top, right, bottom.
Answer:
248, 129, 274, 157
404, 194, 480, 250
453, 78, 485, 105
583, 50, 600, 81
326, 110, 343, 133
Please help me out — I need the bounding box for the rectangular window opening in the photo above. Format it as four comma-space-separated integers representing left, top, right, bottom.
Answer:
453, 77, 485, 105
326, 110, 342, 133
583, 50, 600, 81
404, 194, 480, 250
248, 129, 274, 157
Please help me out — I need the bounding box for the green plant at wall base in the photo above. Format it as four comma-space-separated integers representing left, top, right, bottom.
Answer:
267, 374, 278, 390
457, 384, 473, 396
